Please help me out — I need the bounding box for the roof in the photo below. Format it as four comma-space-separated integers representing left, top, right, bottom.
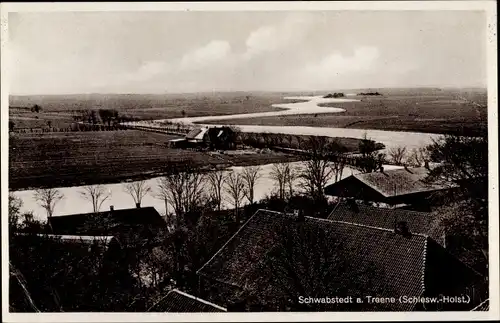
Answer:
48, 206, 166, 239
148, 289, 226, 312
324, 167, 454, 201
353, 167, 450, 197
471, 299, 489, 311
197, 209, 482, 311
327, 201, 443, 244
16, 233, 118, 245
186, 127, 209, 140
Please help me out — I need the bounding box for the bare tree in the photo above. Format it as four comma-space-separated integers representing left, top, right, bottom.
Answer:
299, 137, 334, 202
123, 180, 151, 207
299, 158, 333, 202
285, 164, 299, 199
156, 165, 206, 224
207, 169, 227, 211
388, 146, 407, 165
407, 147, 430, 167
330, 154, 347, 183
225, 171, 246, 224
33, 188, 64, 220
270, 163, 289, 200
79, 185, 111, 213
242, 166, 262, 205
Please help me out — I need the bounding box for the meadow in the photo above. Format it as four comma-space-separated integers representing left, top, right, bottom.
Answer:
9, 92, 291, 129
203, 88, 488, 136
8, 130, 306, 191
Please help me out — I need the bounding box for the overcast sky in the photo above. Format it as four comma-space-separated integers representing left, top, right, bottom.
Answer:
9, 10, 487, 95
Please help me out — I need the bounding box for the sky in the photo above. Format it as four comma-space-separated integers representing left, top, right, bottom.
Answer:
8, 10, 487, 95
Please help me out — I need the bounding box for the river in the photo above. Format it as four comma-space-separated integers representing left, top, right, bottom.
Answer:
14, 95, 434, 220
13, 161, 404, 222
125, 95, 441, 151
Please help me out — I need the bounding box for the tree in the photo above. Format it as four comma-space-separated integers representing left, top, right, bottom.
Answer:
425, 134, 488, 274
9, 120, 15, 132
330, 154, 347, 183
31, 104, 41, 113
407, 147, 430, 167
9, 193, 23, 233
225, 171, 246, 224
155, 165, 206, 225
123, 181, 152, 208
270, 163, 289, 201
207, 170, 227, 211
242, 166, 262, 205
388, 146, 407, 165
33, 188, 64, 221
46, 121, 52, 129
181, 110, 186, 118
299, 137, 333, 203
79, 185, 111, 213
357, 132, 386, 173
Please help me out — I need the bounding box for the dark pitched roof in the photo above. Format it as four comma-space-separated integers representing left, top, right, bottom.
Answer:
354, 167, 450, 197
148, 289, 226, 312
197, 209, 482, 311
48, 206, 166, 238
471, 299, 489, 311
325, 167, 452, 199
327, 201, 444, 244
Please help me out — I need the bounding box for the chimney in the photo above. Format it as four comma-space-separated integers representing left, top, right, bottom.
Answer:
395, 220, 411, 237
136, 203, 141, 208
347, 198, 359, 213
296, 209, 305, 222
109, 205, 114, 211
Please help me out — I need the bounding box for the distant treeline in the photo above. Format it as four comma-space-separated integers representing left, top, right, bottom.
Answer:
323, 93, 345, 98
11, 124, 130, 133
357, 92, 382, 96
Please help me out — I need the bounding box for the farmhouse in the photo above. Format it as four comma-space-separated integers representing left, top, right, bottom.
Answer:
323, 166, 454, 208
168, 126, 236, 150
196, 209, 485, 311
148, 289, 227, 312
48, 206, 167, 246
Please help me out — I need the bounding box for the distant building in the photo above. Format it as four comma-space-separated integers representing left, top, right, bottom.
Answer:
197, 209, 486, 311
324, 166, 456, 208
169, 126, 236, 150
148, 289, 227, 312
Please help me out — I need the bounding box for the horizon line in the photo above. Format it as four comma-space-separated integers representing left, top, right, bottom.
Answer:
9, 86, 488, 97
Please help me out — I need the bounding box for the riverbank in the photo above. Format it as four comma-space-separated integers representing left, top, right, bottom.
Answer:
9, 130, 312, 191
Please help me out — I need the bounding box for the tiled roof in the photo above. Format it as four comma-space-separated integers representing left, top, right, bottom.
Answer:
327, 202, 444, 244
149, 289, 226, 312
48, 207, 166, 240
197, 209, 482, 311
471, 299, 489, 311
353, 167, 450, 197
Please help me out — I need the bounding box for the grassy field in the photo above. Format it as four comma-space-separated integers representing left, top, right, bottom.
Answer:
9, 92, 292, 129
203, 88, 488, 136
9, 130, 308, 191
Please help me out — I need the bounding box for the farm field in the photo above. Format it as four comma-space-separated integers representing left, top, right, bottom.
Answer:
202, 88, 488, 136
8, 130, 307, 191
9, 92, 293, 129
